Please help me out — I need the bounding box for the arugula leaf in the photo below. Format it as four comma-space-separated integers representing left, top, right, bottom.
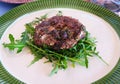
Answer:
28, 56, 41, 67
49, 64, 59, 76
84, 55, 88, 68
3, 30, 29, 53
25, 24, 35, 36
40, 14, 48, 20
3, 34, 25, 53
30, 14, 48, 25
9, 34, 15, 44
20, 30, 29, 44
56, 11, 62, 16
27, 42, 45, 66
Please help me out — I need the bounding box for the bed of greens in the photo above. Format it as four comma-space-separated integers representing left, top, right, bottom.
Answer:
3, 12, 106, 76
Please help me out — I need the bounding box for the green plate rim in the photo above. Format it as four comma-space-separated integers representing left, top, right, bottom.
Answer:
0, 0, 120, 84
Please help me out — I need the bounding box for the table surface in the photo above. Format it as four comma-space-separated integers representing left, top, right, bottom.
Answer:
0, 1, 120, 16
0, 2, 20, 16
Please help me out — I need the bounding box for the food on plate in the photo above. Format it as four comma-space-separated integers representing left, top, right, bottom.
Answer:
34, 15, 86, 50
3, 11, 106, 75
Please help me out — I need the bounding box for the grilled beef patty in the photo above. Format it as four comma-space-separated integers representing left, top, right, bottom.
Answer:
33, 16, 86, 50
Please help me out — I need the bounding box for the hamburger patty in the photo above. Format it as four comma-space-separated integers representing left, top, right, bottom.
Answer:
33, 16, 86, 50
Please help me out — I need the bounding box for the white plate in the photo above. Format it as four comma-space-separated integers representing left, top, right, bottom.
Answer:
0, 8, 120, 84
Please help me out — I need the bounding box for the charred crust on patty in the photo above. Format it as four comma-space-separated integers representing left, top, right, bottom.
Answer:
33, 16, 86, 50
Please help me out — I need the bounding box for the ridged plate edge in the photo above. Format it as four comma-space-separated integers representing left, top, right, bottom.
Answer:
0, 0, 120, 84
